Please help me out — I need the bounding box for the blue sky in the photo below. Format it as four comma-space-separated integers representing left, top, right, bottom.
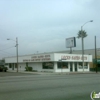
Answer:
0, 0, 100, 59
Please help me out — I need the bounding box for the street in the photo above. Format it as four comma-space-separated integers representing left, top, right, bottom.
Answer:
0, 72, 100, 100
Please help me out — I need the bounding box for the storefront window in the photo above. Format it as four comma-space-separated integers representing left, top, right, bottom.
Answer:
84, 62, 88, 69
5, 63, 8, 65
78, 62, 88, 69
57, 62, 68, 69
42, 62, 54, 69
9, 63, 12, 68
78, 62, 82, 69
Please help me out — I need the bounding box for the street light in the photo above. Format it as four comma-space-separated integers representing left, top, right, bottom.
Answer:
81, 20, 93, 72
7, 37, 19, 72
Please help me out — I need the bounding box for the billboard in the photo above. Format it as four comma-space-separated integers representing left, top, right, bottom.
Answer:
66, 37, 76, 48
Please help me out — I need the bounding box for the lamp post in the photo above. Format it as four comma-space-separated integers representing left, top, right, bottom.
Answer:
81, 20, 93, 72
7, 37, 19, 72
95, 36, 97, 73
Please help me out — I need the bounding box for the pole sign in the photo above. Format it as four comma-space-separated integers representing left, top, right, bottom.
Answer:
66, 37, 76, 48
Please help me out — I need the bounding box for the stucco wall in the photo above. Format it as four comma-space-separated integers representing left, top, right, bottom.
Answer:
4, 53, 92, 72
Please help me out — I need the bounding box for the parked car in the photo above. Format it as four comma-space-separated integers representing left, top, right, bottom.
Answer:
0, 66, 8, 72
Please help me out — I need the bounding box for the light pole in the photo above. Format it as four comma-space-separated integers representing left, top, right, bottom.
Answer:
7, 37, 19, 72
81, 20, 93, 72
95, 36, 97, 73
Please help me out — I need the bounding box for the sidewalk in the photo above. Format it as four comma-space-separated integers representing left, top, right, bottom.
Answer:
7, 70, 99, 75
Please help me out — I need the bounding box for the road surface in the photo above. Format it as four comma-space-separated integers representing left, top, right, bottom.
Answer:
0, 72, 100, 100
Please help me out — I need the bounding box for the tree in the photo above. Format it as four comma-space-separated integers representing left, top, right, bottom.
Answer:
77, 30, 87, 60
77, 30, 87, 38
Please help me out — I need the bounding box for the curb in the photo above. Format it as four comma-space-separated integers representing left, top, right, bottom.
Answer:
7, 71, 99, 75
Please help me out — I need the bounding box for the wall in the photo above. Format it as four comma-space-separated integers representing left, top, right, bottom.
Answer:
5, 63, 26, 71
4, 53, 92, 72
18, 63, 26, 71
28, 62, 42, 71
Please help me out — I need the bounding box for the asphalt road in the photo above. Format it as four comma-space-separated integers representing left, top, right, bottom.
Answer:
0, 72, 38, 77
0, 72, 100, 100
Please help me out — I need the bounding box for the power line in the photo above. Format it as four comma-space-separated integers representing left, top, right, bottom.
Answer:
0, 50, 14, 55
0, 46, 15, 58
0, 46, 15, 51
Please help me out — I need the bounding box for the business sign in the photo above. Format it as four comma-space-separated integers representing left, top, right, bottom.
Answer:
66, 37, 76, 48
23, 55, 51, 62
61, 55, 87, 61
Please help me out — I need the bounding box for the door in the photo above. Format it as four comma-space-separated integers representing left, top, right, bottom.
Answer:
12, 63, 14, 70
70, 62, 73, 72
75, 62, 77, 71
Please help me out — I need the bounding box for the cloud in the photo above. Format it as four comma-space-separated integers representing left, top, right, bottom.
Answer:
0, 0, 100, 59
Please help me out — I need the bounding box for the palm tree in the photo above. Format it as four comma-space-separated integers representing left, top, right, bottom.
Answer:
77, 30, 87, 38
77, 30, 87, 55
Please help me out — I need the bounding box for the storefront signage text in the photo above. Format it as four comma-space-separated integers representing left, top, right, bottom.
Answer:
23, 55, 51, 62
61, 55, 87, 60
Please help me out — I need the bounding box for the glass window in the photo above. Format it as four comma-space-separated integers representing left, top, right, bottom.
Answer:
57, 62, 68, 69
84, 62, 88, 66
9, 63, 12, 68
5, 63, 8, 65
78, 62, 82, 66
42, 62, 54, 69
84, 62, 88, 69
78, 62, 82, 69
15, 63, 17, 68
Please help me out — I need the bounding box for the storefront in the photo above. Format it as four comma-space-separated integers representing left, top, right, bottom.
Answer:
4, 53, 92, 72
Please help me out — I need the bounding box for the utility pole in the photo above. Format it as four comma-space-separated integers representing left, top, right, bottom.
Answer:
7, 37, 19, 72
81, 26, 84, 72
95, 36, 97, 73
70, 47, 72, 54
16, 37, 18, 72
81, 20, 93, 72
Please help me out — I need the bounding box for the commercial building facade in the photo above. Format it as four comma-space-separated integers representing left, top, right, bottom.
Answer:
4, 53, 92, 72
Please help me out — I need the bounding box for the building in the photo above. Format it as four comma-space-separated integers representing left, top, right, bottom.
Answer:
55, 48, 100, 71
0, 60, 5, 67
4, 53, 92, 72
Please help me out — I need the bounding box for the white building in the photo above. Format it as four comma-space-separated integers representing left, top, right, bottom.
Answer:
4, 53, 92, 72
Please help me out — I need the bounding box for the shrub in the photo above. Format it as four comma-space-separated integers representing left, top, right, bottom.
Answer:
25, 66, 28, 71
25, 66, 33, 71
28, 67, 32, 71
4, 67, 8, 71
0, 66, 8, 72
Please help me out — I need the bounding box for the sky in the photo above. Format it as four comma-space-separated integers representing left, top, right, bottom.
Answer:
0, 0, 100, 59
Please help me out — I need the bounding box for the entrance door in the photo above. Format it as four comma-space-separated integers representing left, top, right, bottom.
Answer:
70, 62, 73, 72
12, 63, 14, 70
75, 62, 77, 71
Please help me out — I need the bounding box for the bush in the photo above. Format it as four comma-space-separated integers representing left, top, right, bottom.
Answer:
25, 66, 33, 71
28, 67, 32, 71
25, 66, 28, 71
3, 67, 8, 72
